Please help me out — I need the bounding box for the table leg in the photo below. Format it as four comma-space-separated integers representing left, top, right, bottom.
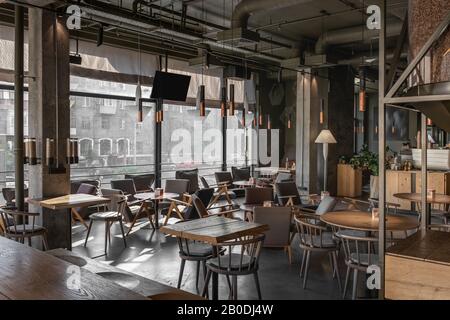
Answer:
154, 199, 160, 229
67, 208, 72, 251
212, 246, 219, 300
427, 203, 432, 226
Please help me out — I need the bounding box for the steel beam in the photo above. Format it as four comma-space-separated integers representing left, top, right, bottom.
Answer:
385, 13, 408, 92
14, 5, 24, 212
420, 114, 428, 229
384, 95, 450, 104
377, 0, 387, 301
385, 11, 450, 99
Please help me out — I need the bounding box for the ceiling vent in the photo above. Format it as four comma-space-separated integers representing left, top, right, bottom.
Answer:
223, 65, 252, 80
217, 28, 260, 47
304, 54, 337, 67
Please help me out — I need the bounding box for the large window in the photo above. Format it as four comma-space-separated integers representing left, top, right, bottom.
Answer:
161, 104, 223, 186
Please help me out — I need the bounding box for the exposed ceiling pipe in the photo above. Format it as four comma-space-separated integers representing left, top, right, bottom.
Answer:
77, 0, 285, 64
338, 50, 408, 66
315, 19, 403, 54
231, 0, 313, 29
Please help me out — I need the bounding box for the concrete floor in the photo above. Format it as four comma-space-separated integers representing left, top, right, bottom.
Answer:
71, 204, 366, 300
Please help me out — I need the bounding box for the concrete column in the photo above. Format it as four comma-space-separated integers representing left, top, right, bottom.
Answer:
28, 9, 71, 249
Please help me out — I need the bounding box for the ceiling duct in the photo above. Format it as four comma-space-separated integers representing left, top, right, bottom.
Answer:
217, 0, 312, 47
315, 19, 403, 55
224, 65, 251, 80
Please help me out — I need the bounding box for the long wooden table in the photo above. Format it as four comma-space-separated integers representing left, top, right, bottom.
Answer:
0, 236, 146, 300
161, 216, 269, 300
385, 230, 450, 300
28, 194, 111, 250
47, 248, 204, 300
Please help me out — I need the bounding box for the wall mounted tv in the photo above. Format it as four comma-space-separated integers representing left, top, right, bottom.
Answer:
150, 71, 191, 102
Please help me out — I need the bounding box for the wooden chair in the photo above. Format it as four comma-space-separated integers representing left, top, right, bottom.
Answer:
124, 174, 155, 193
335, 231, 378, 300
200, 176, 236, 207
294, 214, 341, 290
275, 182, 301, 207
0, 207, 49, 250
202, 234, 266, 300
84, 195, 127, 256
191, 194, 241, 219
72, 183, 98, 229
243, 187, 273, 221
253, 207, 293, 263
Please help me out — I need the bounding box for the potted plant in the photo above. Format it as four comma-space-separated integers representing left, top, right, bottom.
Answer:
349, 145, 393, 199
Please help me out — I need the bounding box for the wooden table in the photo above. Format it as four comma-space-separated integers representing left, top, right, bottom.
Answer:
0, 237, 146, 300
28, 194, 111, 250
385, 230, 450, 299
234, 180, 256, 188
394, 193, 450, 225
134, 192, 179, 229
320, 211, 419, 232
47, 248, 204, 300
161, 216, 269, 299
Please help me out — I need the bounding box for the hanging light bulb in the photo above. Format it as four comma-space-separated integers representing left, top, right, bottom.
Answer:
229, 84, 235, 116
220, 87, 227, 117
427, 118, 433, 126
259, 112, 263, 126
267, 115, 271, 130
288, 114, 292, 129
137, 100, 143, 123
46, 138, 55, 166
199, 85, 206, 117
359, 68, 366, 112
392, 120, 396, 134
241, 110, 246, 127
320, 99, 324, 124
375, 125, 378, 134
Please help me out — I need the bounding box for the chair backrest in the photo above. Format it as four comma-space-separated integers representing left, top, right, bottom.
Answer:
71, 180, 99, 194
231, 166, 251, 182
175, 169, 199, 194
185, 188, 214, 220
253, 207, 291, 247
200, 176, 210, 188
165, 179, 190, 198
191, 193, 210, 218
315, 196, 338, 215
125, 174, 155, 192
275, 172, 293, 183
110, 179, 137, 197
100, 188, 134, 222
76, 183, 97, 195
212, 234, 265, 273
275, 182, 300, 206
335, 231, 378, 270
215, 172, 233, 186
0, 208, 39, 237
244, 187, 273, 205
294, 214, 332, 249
1, 188, 29, 206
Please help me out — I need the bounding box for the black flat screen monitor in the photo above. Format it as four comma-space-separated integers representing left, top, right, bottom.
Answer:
150, 71, 191, 102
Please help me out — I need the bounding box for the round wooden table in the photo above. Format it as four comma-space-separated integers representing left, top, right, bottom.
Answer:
320, 211, 419, 232
233, 180, 256, 188
134, 192, 179, 229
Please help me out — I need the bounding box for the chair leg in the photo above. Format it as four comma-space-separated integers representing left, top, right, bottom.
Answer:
177, 259, 186, 289
202, 261, 209, 299
118, 219, 127, 248
195, 261, 201, 292
42, 232, 49, 251
299, 250, 306, 278
253, 272, 262, 300
352, 269, 358, 300
84, 220, 94, 247
287, 246, 293, 264
343, 266, 350, 299
328, 252, 334, 278
71, 209, 88, 229
126, 212, 141, 236
108, 222, 112, 245
332, 251, 342, 292
226, 275, 232, 300
27, 236, 32, 247
303, 251, 311, 289
232, 275, 238, 300
202, 269, 212, 298
104, 221, 109, 256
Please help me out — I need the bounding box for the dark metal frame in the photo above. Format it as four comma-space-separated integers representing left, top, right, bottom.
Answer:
378, 3, 450, 299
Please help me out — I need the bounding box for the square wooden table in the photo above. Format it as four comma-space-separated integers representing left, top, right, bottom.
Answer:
28, 194, 111, 250
161, 216, 269, 299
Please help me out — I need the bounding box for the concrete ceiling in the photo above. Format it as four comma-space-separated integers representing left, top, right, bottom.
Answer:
0, 0, 409, 72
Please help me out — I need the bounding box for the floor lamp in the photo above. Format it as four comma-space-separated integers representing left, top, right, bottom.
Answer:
315, 129, 337, 192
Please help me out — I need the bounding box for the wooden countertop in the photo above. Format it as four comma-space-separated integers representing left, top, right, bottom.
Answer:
386, 230, 450, 266
28, 194, 110, 210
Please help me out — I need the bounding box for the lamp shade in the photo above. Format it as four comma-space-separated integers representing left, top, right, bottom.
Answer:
315, 129, 337, 144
